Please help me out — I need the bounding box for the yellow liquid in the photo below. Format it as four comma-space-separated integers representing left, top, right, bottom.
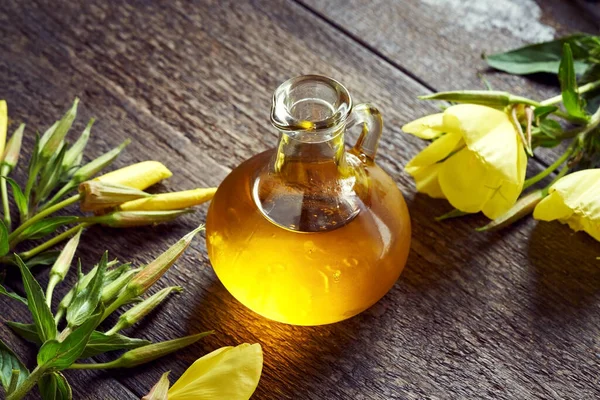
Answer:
206, 150, 411, 325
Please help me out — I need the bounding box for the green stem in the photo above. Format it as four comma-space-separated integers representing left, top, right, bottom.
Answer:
19, 223, 90, 260
41, 181, 77, 213
101, 291, 130, 322
8, 194, 80, 244
45, 275, 60, 307
523, 144, 575, 190
540, 80, 600, 106
68, 361, 118, 370
1, 166, 12, 231
6, 365, 47, 400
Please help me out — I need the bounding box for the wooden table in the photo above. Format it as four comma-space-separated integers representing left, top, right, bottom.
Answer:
1, 1, 599, 398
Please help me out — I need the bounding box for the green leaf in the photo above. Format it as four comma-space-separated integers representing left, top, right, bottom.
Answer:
486, 34, 595, 75
6, 322, 41, 345
539, 119, 563, 138
79, 332, 151, 359
0, 284, 28, 305
25, 251, 61, 269
38, 309, 102, 370
0, 338, 29, 392
533, 105, 558, 121
0, 220, 8, 257
39, 372, 72, 400
559, 44, 588, 120
36, 145, 68, 204
20, 217, 78, 241
15, 255, 57, 342
66, 252, 108, 328
5, 177, 28, 223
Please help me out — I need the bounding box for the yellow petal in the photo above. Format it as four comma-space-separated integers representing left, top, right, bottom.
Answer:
444, 104, 523, 183
411, 163, 444, 198
405, 131, 463, 174
402, 113, 445, 139
533, 169, 600, 241
168, 344, 263, 400
96, 161, 172, 190
119, 188, 217, 211
438, 148, 499, 213
0, 100, 7, 160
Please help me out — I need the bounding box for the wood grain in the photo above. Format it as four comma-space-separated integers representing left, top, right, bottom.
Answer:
299, 0, 599, 166
0, 0, 598, 399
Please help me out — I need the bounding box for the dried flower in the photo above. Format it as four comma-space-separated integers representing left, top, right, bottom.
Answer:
78, 181, 150, 212
96, 161, 173, 190
533, 169, 600, 241
119, 188, 217, 211
167, 343, 263, 400
404, 104, 527, 219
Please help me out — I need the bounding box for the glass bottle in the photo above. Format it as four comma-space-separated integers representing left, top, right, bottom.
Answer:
206, 75, 411, 325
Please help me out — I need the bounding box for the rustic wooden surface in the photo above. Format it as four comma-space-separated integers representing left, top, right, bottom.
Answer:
0, 0, 599, 399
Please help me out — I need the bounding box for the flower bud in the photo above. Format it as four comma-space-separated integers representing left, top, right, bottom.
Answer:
127, 225, 204, 296
72, 140, 130, 184
419, 90, 532, 108
89, 209, 194, 228
49, 229, 82, 282
101, 267, 141, 304
0, 100, 8, 159
63, 118, 93, 171
78, 181, 150, 212
96, 161, 173, 190
106, 286, 182, 335
1, 123, 24, 172
100, 332, 212, 369
119, 188, 217, 212
143, 372, 170, 400
40, 98, 79, 159
38, 121, 58, 153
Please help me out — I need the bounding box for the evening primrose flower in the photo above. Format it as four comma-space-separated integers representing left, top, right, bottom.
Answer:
96, 161, 173, 190
167, 343, 263, 400
403, 104, 527, 219
119, 188, 217, 211
533, 169, 600, 241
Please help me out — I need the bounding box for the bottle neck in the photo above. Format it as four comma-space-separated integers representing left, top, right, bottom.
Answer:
272, 127, 347, 180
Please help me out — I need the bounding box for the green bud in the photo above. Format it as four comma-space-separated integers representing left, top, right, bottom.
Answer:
72, 139, 130, 184
2, 123, 24, 171
89, 209, 194, 228
49, 229, 82, 282
419, 90, 532, 108
63, 118, 93, 171
477, 189, 545, 231
100, 267, 141, 304
98, 332, 212, 369
40, 98, 79, 159
38, 121, 58, 153
142, 371, 170, 400
127, 225, 204, 296
79, 181, 150, 212
106, 286, 182, 335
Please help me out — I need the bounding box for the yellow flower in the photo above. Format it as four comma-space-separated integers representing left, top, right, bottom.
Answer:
119, 188, 217, 211
0, 100, 8, 159
533, 169, 600, 241
404, 104, 527, 219
167, 343, 263, 400
96, 161, 172, 190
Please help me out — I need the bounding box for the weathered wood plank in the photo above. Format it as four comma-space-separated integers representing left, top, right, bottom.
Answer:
299, 0, 599, 166
0, 0, 598, 399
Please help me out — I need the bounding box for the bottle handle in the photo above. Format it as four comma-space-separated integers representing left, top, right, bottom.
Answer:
348, 103, 383, 160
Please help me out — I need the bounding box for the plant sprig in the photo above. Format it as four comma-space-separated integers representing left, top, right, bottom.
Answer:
0, 226, 208, 400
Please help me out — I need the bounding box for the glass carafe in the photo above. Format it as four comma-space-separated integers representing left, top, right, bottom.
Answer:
206, 75, 411, 325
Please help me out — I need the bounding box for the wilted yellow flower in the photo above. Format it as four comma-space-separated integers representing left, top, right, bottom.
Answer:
533, 169, 600, 241
404, 104, 527, 219
0, 100, 8, 158
167, 343, 263, 400
97, 161, 172, 190
79, 181, 150, 212
119, 188, 217, 211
